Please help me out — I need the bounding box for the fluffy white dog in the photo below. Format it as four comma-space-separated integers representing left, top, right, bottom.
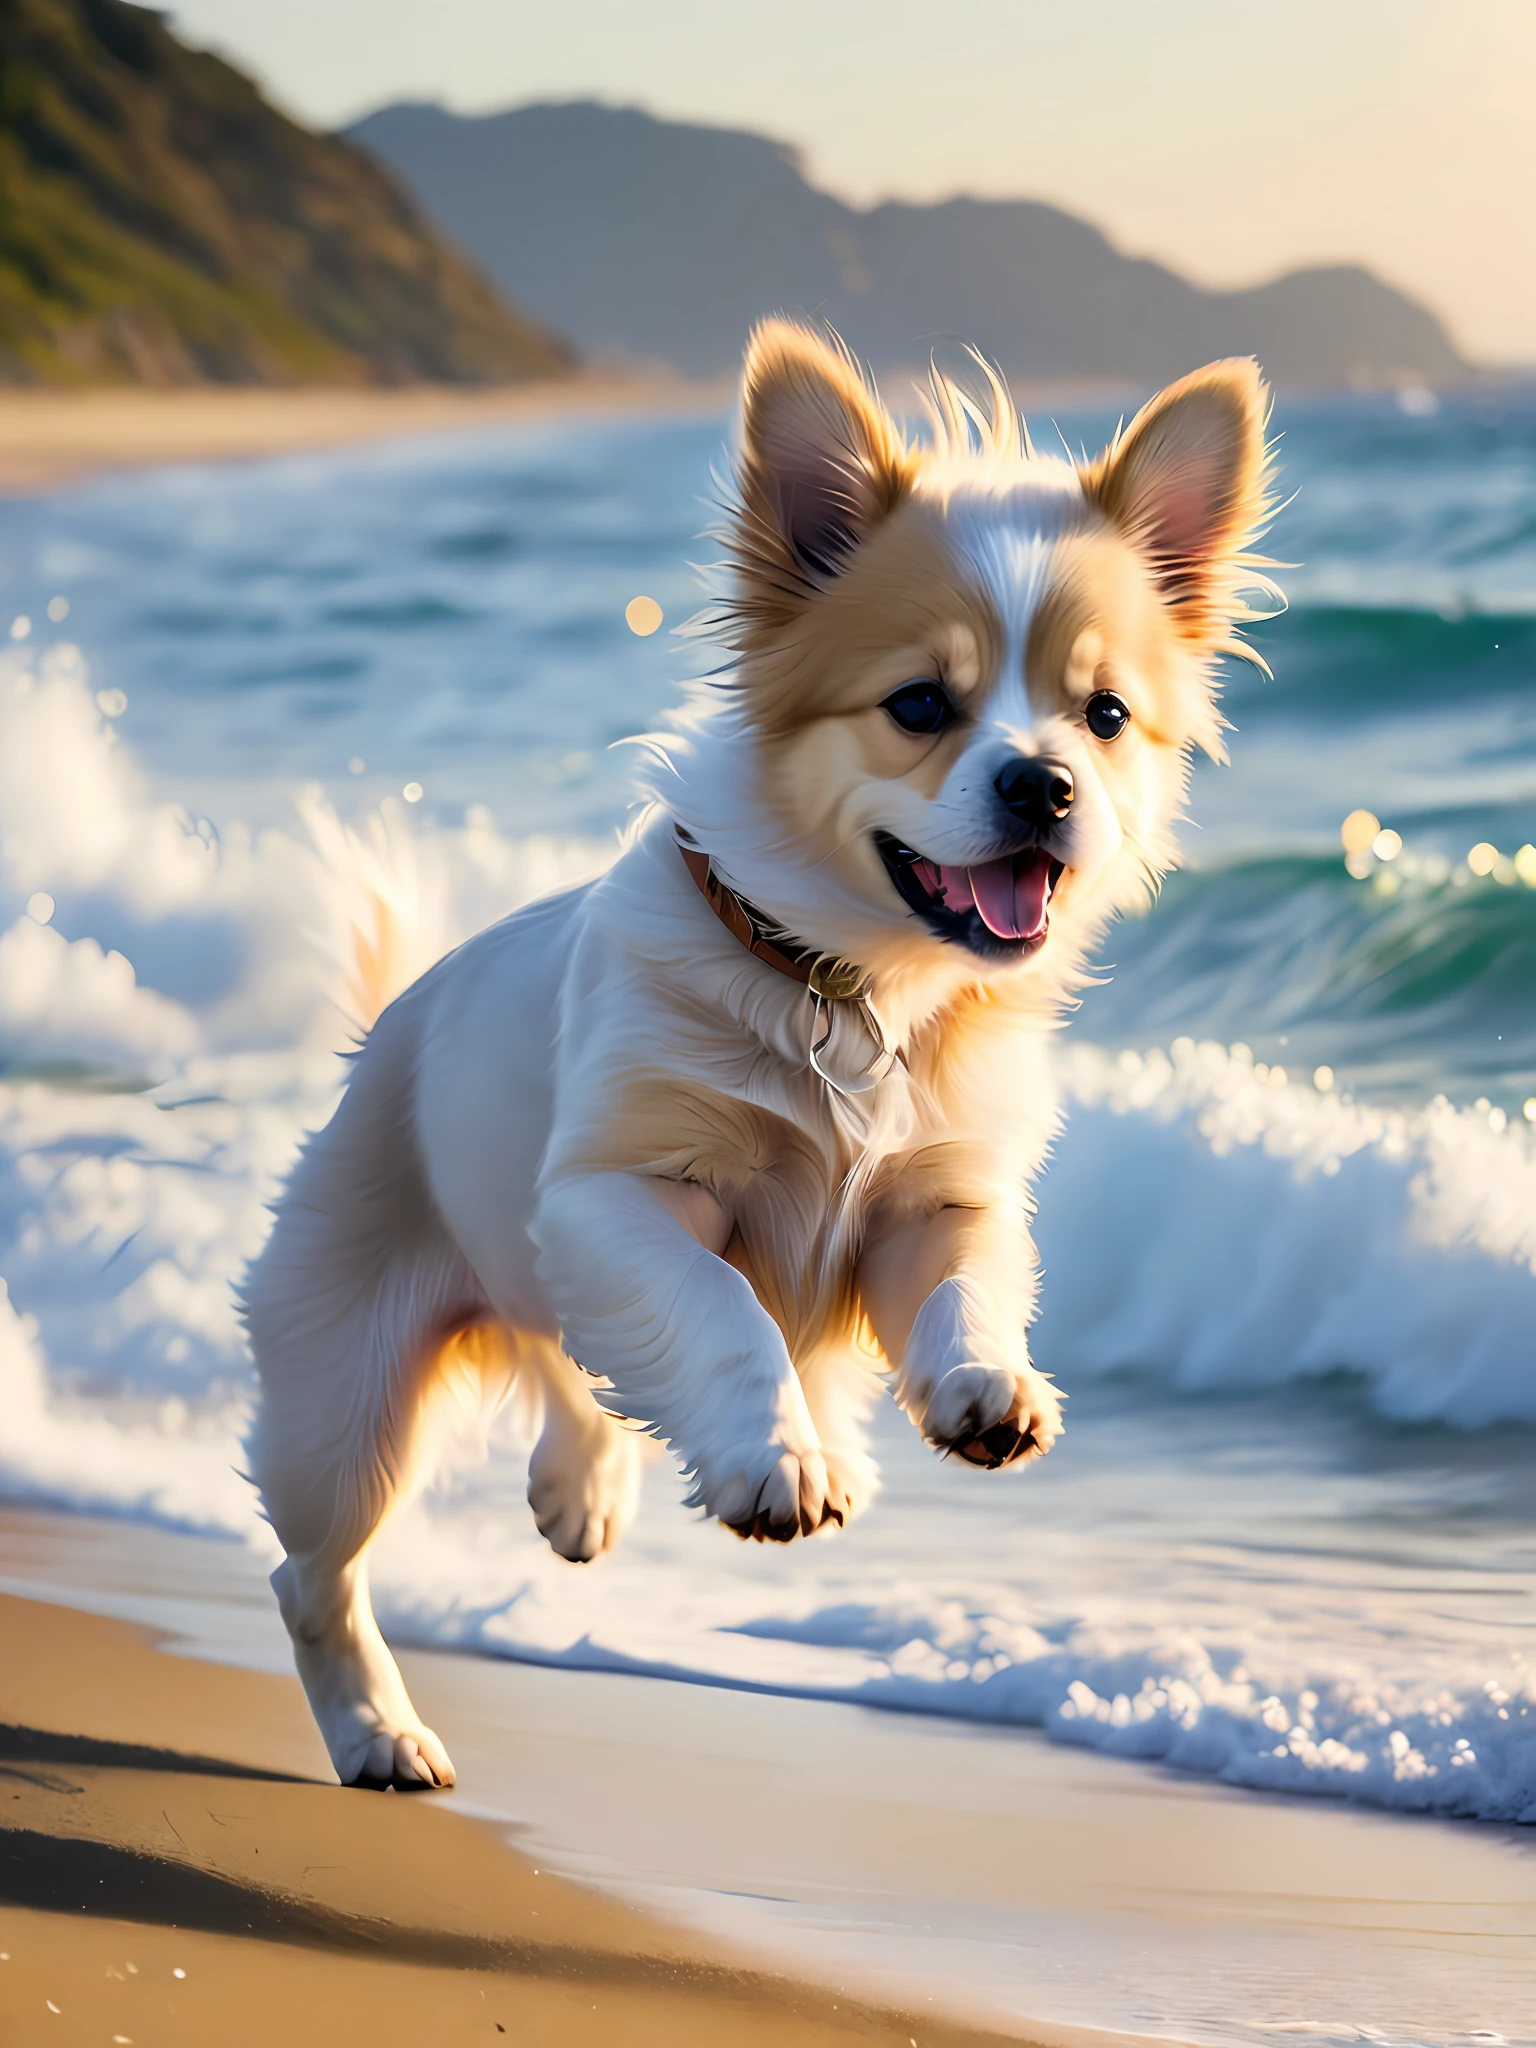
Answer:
243, 322, 1274, 1788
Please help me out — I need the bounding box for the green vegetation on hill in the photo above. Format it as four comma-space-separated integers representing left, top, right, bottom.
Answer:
0, 0, 574, 385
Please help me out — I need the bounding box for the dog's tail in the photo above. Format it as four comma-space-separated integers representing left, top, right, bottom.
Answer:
298, 791, 453, 1036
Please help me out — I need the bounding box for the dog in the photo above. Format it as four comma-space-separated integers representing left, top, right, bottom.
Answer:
243, 321, 1273, 1789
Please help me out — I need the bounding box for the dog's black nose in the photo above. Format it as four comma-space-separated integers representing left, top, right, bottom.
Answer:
995, 756, 1074, 831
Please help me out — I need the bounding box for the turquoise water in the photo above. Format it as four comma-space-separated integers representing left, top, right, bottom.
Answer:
0, 392, 1532, 1888
11, 393, 1536, 1099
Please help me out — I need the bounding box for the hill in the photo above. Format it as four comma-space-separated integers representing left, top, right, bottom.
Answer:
348, 99, 1470, 391
0, 0, 573, 385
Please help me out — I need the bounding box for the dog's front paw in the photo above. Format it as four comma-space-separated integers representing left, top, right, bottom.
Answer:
709, 1443, 839, 1543
922, 1362, 1062, 1469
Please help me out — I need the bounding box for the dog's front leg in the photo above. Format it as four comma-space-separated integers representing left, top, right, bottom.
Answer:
859, 1204, 1062, 1467
533, 1173, 836, 1540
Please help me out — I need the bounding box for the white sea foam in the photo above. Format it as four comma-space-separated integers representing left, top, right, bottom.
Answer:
0, 914, 197, 1073
370, 1541, 1536, 1823
0, 646, 1533, 1825
1038, 1040, 1536, 1425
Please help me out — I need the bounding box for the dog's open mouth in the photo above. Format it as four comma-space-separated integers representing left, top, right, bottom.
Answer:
874, 832, 1065, 958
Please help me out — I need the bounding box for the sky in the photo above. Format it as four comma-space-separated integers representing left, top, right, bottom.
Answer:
167, 0, 1536, 364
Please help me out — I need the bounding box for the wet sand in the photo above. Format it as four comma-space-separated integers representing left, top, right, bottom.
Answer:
0, 1585, 1052, 2047
0, 377, 727, 496
0, 1508, 1531, 2047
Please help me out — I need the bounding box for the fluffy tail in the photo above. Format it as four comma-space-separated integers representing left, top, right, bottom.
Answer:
298, 791, 453, 1036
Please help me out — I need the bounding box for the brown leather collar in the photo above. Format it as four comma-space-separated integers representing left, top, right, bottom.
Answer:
676, 832, 870, 1000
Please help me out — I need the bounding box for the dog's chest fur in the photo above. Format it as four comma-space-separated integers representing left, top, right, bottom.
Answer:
549, 830, 1057, 1368
610, 1003, 1045, 1364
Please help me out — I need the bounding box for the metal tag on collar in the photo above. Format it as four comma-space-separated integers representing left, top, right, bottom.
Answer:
808, 988, 897, 1097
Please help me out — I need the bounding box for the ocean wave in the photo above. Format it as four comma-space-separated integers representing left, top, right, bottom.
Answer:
727, 1597, 1536, 1825
2, 652, 1535, 1439
1247, 604, 1536, 714
1263, 386, 1536, 624
1083, 849, 1536, 1097
0, 634, 1534, 1828
359, 1497, 1536, 1826
0, 1275, 250, 1533
1040, 1040, 1536, 1425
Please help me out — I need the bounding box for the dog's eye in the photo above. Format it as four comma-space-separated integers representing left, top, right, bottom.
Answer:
882, 681, 956, 736
1084, 690, 1131, 742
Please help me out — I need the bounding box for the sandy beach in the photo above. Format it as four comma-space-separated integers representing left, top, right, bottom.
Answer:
1, 384, 1534, 2047
0, 377, 727, 496
0, 1508, 1531, 2047
0, 373, 1149, 500
0, 1574, 1042, 2048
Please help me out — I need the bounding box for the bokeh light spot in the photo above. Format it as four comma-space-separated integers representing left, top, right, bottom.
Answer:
46, 596, 69, 623
1467, 841, 1498, 876
1314, 1066, 1335, 1093
402, 781, 423, 804
95, 688, 127, 719
1340, 809, 1379, 855
1372, 828, 1402, 861
26, 892, 54, 925
625, 595, 664, 636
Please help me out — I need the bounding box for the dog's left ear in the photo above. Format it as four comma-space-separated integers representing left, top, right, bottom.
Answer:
1083, 359, 1270, 652
728, 321, 911, 639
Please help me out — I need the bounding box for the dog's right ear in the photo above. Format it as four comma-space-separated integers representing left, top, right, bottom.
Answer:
727, 321, 910, 641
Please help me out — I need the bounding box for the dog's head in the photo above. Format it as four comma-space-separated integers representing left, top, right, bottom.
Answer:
696, 321, 1273, 1008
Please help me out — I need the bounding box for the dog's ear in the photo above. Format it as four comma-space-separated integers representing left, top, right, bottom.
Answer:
1083, 359, 1270, 651
728, 321, 910, 638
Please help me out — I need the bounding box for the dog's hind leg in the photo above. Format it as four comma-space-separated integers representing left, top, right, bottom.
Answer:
524, 1342, 642, 1563
797, 1339, 883, 1529
243, 1022, 486, 1790
245, 1240, 486, 1788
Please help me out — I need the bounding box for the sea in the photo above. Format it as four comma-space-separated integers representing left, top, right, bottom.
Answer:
0, 390, 1532, 1913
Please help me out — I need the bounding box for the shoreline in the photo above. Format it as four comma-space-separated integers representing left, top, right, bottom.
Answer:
0, 1584, 1042, 2048
0, 373, 731, 496
5, 373, 1492, 503
1, 1507, 1531, 2047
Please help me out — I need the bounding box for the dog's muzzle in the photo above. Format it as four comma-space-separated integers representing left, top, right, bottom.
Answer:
875, 829, 1066, 960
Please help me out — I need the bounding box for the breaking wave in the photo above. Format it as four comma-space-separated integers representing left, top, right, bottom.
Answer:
0, 398, 1533, 1829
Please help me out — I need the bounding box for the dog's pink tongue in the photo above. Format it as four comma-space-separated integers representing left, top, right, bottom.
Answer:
929, 862, 974, 913
967, 851, 1054, 941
